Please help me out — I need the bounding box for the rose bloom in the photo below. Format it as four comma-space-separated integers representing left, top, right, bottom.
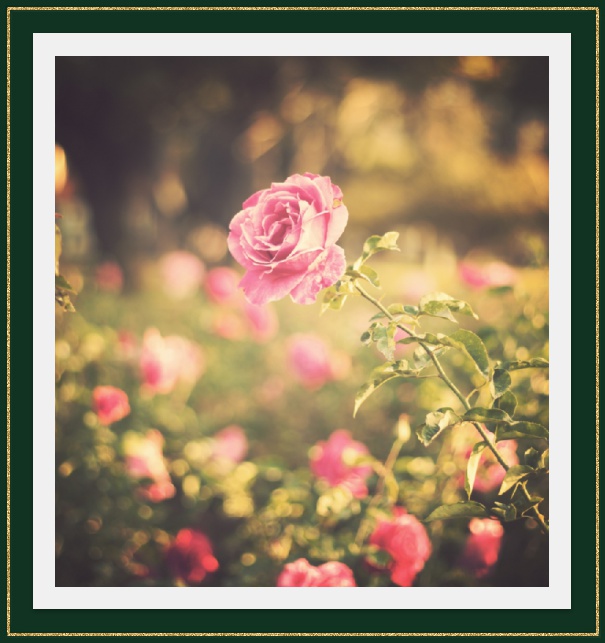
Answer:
140, 328, 204, 395
287, 333, 343, 389
92, 386, 130, 425
160, 251, 205, 300
212, 425, 248, 465
459, 518, 504, 578
310, 429, 372, 499
243, 302, 279, 343
164, 529, 219, 585
211, 311, 247, 341
228, 173, 348, 305
204, 266, 240, 304
123, 429, 176, 502
369, 507, 432, 587
277, 558, 356, 587
458, 259, 517, 290
95, 261, 123, 293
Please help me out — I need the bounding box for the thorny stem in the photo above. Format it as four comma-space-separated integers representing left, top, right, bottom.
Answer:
354, 282, 549, 535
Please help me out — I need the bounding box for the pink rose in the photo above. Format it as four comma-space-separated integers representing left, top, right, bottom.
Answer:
460, 518, 504, 578
243, 302, 279, 343
211, 311, 247, 341
95, 261, 123, 293
228, 173, 348, 305
369, 507, 432, 587
310, 429, 372, 499
287, 333, 344, 389
212, 425, 248, 465
123, 429, 176, 502
139, 328, 204, 395
205, 266, 240, 304
165, 529, 219, 585
451, 424, 518, 494
160, 251, 205, 300
458, 260, 517, 290
277, 558, 356, 587
473, 440, 519, 494
92, 386, 130, 425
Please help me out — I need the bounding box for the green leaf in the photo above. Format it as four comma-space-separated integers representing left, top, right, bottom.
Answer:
353, 231, 400, 268
373, 323, 397, 361
412, 343, 449, 371
55, 224, 62, 275
540, 449, 549, 470
55, 274, 75, 293
425, 501, 489, 522
321, 285, 347, 313
357, 265, 380, 287
416, 408, 459, 446
524, 447, 541, 468
353, 361, 417, 417
462, 407, 513, 424
496, 421, 549, 441
419, 292, 479, 322
500, 358, 550, 371
360, 330, 373, 345
490, 368, 511, 399
498, 465, 535, 495
490, 502, 518, 522
493, 390, 517, 418
511, 486, 544, 517
465, 441, 487, 499
440, 330, 489, 378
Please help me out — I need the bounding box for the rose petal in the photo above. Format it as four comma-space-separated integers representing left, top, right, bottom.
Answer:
289, 245, 346, 305
239, 269, 305, 306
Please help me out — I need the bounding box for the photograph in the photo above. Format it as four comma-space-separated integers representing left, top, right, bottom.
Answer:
53, 53, 552, 590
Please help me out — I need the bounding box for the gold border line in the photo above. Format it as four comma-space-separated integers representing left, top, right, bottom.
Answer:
7, 4, 599, 638
2, 5, 602, 9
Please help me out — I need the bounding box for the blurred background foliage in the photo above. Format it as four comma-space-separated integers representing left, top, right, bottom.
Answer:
55, 56, 548, 588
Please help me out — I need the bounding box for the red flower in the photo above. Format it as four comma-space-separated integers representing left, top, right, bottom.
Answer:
92, 386, 130, 425
277, 558, 356, 587
459, 518, 504, 578
369, 507, 432, 586
310, 429, 372, 499
165, 529, 219, 585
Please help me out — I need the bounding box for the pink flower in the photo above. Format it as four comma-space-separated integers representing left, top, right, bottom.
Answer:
460, 518, 504, 578
204, 266, 240, 304
95, 261, 123, 293
451, 424, 519, 494
212, 425, 248, 465
92, 386, 130, 425
165, 529, 219, 585
310, 430, 372, 499
287, 333, 344, 389
458, 260, 517, 290
139, 328, 204, 395
369, 507, 432, 587
123, 429, 176, 502
243, 302, 279, 343
211, 311, 247, 340
160, 251, 205, 300
228, 173, 348, 305
473, 440, 519, 494
277, 558, 356, 587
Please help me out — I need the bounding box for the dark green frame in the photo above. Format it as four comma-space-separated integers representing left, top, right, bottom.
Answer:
6, 3, 598, 636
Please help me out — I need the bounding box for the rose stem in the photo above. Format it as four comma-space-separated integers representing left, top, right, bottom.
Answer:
354, 282, 549, 534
